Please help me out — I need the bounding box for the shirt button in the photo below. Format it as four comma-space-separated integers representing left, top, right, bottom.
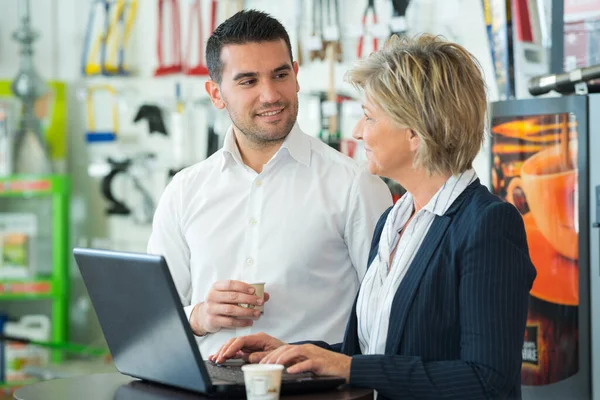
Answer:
249, 218, 257, 225
255, 180, 262, 187
246, 258, 254, 266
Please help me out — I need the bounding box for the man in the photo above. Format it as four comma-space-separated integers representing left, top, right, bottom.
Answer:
147, 9, 392, 357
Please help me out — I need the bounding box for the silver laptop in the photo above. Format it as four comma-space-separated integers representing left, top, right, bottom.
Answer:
73, 248, 345, 397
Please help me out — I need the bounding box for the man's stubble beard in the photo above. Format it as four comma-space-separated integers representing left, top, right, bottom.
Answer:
225, 96, 299, 150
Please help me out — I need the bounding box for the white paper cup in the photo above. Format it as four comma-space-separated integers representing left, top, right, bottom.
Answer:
242, 363, 284, 400
239, 282, 265, 314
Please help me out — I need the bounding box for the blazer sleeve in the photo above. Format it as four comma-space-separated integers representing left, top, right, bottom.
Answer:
349, 201, 536, 400
291, 341, 343, 353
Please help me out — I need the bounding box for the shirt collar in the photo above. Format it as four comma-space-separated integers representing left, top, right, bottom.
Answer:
220, 123, 311, 171
220, 126, 244, 171
422, 169, 478, 216
280, 123, 311, 167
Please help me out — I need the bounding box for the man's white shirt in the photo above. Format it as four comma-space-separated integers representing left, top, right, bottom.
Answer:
147, 123, 392, 357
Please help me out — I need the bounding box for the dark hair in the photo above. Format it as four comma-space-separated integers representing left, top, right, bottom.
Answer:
206, 10, 294, 84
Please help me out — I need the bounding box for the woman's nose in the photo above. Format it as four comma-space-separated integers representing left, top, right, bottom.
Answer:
352, 121, 363, 140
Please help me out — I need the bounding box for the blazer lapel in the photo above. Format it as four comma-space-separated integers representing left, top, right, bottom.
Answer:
385, 214, 451, 354
342, 207, 392, 356
341, 296, 361, 355
383, 181, 481, 354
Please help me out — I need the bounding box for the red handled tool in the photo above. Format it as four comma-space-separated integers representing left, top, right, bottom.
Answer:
184, 0, 217, 75
356, 0, 378, 58
154, 0, 182, 76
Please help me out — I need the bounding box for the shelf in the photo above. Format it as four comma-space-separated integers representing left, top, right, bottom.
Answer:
0, 174, 70, 363
565, 10, 600, 23
0, 279, 54, 299
0, 358, 116, 390
0, 175, 69, 197
0, 378, 38, 389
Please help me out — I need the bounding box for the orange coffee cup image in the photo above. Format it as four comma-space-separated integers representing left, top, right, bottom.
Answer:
506, 141, 578, 260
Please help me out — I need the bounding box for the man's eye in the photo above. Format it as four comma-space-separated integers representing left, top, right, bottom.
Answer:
240, 79, 256, 86
275, 73, 289, 79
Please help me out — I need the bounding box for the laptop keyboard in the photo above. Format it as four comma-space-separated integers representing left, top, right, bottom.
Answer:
205, 361, 316, 384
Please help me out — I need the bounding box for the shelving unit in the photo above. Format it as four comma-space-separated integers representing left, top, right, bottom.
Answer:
0, 174, 70, 371
0, 279, 53, 299
0, 377, 37, 392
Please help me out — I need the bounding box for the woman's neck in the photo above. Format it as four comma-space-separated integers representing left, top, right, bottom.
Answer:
394, 168, 452, 213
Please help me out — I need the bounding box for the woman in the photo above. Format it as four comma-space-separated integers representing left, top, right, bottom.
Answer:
210, 34, 536, 400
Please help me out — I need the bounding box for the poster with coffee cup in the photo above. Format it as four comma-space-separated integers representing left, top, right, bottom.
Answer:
492, 113, 579, 386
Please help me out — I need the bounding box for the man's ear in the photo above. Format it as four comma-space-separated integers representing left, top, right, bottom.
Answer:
408, 129, 420, 152
293, 61, 300, 93
205, 80, 226, 109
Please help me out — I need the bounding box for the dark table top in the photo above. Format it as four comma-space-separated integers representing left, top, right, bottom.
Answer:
14, 372, 374, 400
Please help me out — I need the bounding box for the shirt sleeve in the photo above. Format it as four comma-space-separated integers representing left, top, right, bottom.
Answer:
147, 174, 193, 320
345, 168, 393, 281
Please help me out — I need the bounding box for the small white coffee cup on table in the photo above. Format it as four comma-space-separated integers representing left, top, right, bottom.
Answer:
242, 363, 284, 400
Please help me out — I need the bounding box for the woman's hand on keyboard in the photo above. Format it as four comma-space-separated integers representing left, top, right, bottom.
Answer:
209, 332, 286, 364
260, 344, 351, 383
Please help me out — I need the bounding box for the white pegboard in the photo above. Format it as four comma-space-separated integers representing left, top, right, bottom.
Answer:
0, 0, 500, 241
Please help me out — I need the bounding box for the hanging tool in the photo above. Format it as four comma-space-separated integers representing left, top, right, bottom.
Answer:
309, 0, 324, 61
210, 0, 217, 32
0, 102, 12, 176
99, 0, 125, 75
85, 85, 119, 143
326, 41, 338, 145
101, 153, 156, 224
81, 0, 111, 76
322, 0, 342, 62
316, 92, 352, 150
357, 0, 378, 58
11, 0, 52, 174
170, 82, 189, 168
81, 0, 138, 76
120, 0, 139, 74
295, 0, 303, 65
184, 0, 217, 75
390, 0, 410, 37
321, 0, 345, 149
100, 158, 129, 216
133, 105, 168, 135
154, 0, 182, 76
333, 0, 342, 62
101, 158, 131, 216
127, 153, 157, 224
104, 0, 138, 75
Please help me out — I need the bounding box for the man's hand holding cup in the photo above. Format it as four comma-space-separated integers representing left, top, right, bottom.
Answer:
189, 280, 269, 336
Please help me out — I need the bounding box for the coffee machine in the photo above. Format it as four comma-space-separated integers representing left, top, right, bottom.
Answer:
490, 94, 600, 400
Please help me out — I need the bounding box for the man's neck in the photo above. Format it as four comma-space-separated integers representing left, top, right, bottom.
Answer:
233, 129, 285, 173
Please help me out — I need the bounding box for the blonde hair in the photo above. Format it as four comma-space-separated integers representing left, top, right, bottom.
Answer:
345, 34, 487, 176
